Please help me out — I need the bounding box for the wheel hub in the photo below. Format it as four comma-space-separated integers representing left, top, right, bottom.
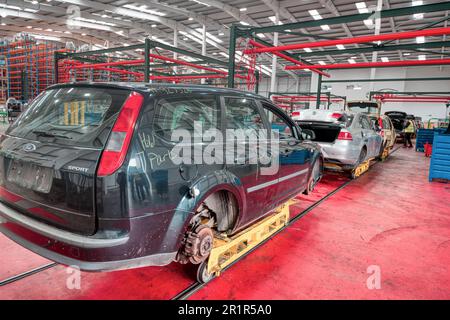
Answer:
180, 225, 214, 264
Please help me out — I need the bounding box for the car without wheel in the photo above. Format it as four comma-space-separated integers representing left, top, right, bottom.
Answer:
0, 82, 323, 271
293, 109, 383, 171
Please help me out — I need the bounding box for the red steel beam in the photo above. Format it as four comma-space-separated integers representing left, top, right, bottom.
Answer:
150, 53, 247, 80
248, 40, 330, 78
380, 99, 450, 103
285, 58, 450, 70
72, 59, 144, 69
245, 27, 450, 54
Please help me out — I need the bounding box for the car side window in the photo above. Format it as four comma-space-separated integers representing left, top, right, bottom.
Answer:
153, 95, 219, 140
261, 103, 295, 140
223, 97, 264, 131
359, 116, 372, 130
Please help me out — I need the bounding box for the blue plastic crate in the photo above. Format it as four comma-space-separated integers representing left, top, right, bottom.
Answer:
416, 128, 446, 152
429, 132, 450, 182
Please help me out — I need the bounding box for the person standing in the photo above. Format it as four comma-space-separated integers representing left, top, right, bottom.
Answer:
403, 118, 415, 148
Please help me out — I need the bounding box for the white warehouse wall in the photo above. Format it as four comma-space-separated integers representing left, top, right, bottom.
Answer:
318, 66, 450, 122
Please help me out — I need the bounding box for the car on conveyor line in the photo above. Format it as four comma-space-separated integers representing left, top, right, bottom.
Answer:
346, 100, 396, 152
292, 109, 383, 171
385, 111, 408, 142
0, 82, 323, 271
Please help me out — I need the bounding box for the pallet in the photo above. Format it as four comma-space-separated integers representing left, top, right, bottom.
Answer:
198, 200, 293, 283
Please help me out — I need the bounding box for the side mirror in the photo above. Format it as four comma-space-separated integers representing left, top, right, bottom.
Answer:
301, 129, 316, 141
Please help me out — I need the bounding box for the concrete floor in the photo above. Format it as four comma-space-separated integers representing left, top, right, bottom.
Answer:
0, 146, 449, 299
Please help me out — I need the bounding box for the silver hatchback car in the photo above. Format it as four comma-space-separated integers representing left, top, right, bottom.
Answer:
292, 110, 383, 170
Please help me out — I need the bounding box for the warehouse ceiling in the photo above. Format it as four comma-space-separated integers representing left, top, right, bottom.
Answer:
0, 0, 449, 77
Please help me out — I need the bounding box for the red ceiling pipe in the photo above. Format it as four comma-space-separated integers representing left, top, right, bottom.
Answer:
152, 74, 227, 80
245, 27, 450, 54
150, 53, 247, 80
87, 67, 144, 77
285, 58, 450, 70
374, 95, 450, 101
248, 39, 330, 78
71, 59, 144, 69
380, 99, 450, 103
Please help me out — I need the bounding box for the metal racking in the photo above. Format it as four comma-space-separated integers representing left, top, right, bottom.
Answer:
0, 35, 64, 103
227, 2, 450, 107
55, 39, 257, 91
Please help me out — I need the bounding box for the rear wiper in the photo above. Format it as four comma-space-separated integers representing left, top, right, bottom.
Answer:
32, 130, 72, 140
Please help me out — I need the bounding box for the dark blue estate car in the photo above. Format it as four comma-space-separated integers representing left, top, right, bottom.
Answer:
0, 83, 322, 271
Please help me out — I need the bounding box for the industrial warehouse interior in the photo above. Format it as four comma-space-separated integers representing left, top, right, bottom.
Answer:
0, 0, 449, 306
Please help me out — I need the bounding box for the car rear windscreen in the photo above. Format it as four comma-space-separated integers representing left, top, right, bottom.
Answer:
347, 102, 378, 114
7, 87, 130, 148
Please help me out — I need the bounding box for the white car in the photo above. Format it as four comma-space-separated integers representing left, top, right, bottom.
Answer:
293, 109, 383, 171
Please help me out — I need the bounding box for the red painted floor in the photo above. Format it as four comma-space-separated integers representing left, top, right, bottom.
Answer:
1, 147, 449, 299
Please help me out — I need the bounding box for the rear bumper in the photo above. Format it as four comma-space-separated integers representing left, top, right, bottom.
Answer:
0, 202, 177, 271
318, 141, 361, 166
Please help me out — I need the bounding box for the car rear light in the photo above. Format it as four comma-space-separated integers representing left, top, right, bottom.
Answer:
97, 91, 144, 177
292, 111, 300, 117
338, 131, 353, 140
331, 113, 342, 119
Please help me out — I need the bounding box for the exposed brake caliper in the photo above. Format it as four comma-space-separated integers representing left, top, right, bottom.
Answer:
177, 204, 215, 264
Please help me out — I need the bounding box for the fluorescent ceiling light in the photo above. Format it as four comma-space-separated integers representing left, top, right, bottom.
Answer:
0, 4, 22, 10
413, 13, 424, 19
354, 85, 362, 90
412, 0, 423, 6
355, 2, 369, 14
308, 10, 322, 20
195, 28, 223, 43
416, 36, 425, 44
318, 61, 326, 65
73, 16, 116, 27
364, 19, 374, 27
321, 25, 330, 31
218, 31, 225, 36
348, 58, 356, 64
257, 33, 265, 38
403, 52, 411, 56
240, 21, 250, 26
26, 26, 32, 29
188, 17, 194, 21
190, 0, 210, 6
418, 55, 426, 60
381, 57, 389, 62
303, 69, 311, 72
268, 16, 282, 25
240, 8, 247, 11
220, 52, 228, 58
336, 44, 345, 50
122, 4, 166, 16
304, 48, 312, 52
30, 34, 61, 41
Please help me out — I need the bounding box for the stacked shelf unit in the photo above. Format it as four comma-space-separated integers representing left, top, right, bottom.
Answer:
0, 35, 65, 103
0, 56, 6, 106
